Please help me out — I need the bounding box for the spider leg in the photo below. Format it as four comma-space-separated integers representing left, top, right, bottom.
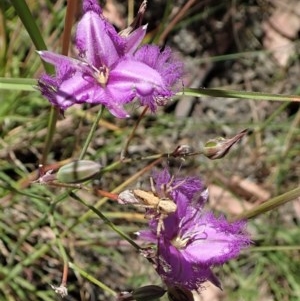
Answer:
150, 176, 156, 194
156, 213, 167, 236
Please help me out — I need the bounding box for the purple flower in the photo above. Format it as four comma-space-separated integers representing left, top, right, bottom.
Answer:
139, 169, 250, 291
38, 0, 183, 118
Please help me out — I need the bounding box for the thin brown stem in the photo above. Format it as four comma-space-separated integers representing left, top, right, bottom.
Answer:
121, 106, 149, 159
61, 0, 78, 56
61, 261, 68, 286
158, 0, 197, 45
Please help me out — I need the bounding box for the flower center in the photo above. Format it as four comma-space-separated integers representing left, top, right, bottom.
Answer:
170, 222, 207, 250
95, 66, 110, 88
171, 235, 189, 250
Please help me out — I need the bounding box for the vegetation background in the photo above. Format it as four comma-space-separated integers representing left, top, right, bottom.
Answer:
0, 0, 299, 300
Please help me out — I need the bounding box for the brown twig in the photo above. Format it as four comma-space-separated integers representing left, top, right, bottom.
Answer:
158, 0, 197, 45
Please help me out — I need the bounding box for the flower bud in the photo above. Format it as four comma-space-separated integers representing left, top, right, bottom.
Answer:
132, 285, 166, 301
56, 160, 101, 183
167, 286, 194, 301
117, 291, 134, 301
203, 129, 248, 160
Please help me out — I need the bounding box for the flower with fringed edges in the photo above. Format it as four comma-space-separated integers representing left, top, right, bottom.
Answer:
138, 169, 250, 292
38, 0, 183, 118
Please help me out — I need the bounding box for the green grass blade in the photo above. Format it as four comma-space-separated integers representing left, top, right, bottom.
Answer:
69, 262, 117, 297
233, 187, 300, 221
10, 0, 46, 50
0, 77, 36, 91
10, 0, 52, 74
181, 87, 300, 102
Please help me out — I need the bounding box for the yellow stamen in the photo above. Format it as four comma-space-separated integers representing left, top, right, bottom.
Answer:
171, 235, 189, 249
96, 66, 109, 88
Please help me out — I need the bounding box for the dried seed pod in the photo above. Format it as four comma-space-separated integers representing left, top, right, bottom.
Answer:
57, 160, 101, 183
203, 129, 248, 160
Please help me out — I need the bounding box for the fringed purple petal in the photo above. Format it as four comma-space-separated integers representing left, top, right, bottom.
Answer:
38, 74, 61, 107
181, 212, 250, 266
105, 103, 130, 118
75, 10, 121, 67
109, 57, 174, 112
134, 45, 184, 87
53, 72, 99, 109
138, 229, 157, 244
139, 169, 251, 291
152, 169, 172, 189
38, 0, 183, 118
125, 25, 147, 54
110, 58, 165, 94
37, 51, 78, 73
158, 241, 219, 290
82, 0, 102, 14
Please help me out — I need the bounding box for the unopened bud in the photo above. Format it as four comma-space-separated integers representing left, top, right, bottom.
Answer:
57, 160, 101, 183
119, 1, 147, 37
132, 285, 166, 301
117, 291, 134, 301
117, 286, 166, 301
167, 286, 194, 301
203, 129, 248, 160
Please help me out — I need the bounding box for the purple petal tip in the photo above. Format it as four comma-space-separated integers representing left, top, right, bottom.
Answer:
82, 0, 102, 14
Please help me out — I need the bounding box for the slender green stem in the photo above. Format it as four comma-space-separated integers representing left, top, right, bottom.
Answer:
1, 245, 49, 286
250, 245, 300, 252
0, 78, 36, 91
41, 0, 77, 164
10, 0, 46, 49
101, 153, 166, 173
79, 106, 104, 160
101, 149, 205, 174
70, 192, 141, 251
256, 102, 290, 132
121, 106, 148, 159
7, 212, 48, 266
67, 158, 162, 231
233, 187, 300, 221
10, 0, 52, 72
6, 192, 69, 267
42, 106, 59, 164
49, 208, 69, 274
152, 0, 172, 44
69, 262, 117, 296
180, 87, 300, 102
